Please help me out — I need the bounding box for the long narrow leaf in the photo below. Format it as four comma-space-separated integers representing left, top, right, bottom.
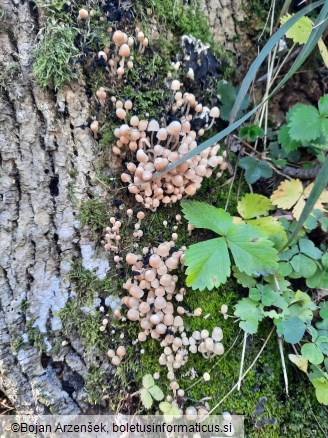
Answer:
287, 157, 328, 245
153, 1, 326, 179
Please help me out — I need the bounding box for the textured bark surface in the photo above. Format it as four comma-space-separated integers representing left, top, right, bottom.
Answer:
0, 0, 110, 414
200, 0, 245, 52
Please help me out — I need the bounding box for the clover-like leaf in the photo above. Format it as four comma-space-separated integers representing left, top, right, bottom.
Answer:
237, 193, 273, 219
299, 238, 322, 259
282, 316, 306, 344
301, 343, 324, 365
235, 298, 264, 334
148, 385, 164, 401
310, 377, 328, 405
142, 374, 155, 390
238, 156, 273, 184
140, 388, 153, 409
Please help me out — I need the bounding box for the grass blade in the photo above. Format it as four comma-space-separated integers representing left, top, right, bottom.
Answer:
153, 1, 327, 179
287, 156, 328, 245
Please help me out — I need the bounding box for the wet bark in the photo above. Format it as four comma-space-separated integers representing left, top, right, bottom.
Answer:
0, 0, 109, 414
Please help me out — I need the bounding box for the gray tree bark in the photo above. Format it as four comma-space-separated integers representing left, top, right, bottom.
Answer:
0, 0, 110, 414
200, 0, 245, 52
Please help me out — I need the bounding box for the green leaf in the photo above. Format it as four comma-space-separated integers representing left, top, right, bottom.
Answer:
288, 354, 308, 372
290, 254, 318, 278
140, 388, 153, 409
288, 104, 321, 142
159, 401, 171, 413
316, 336, 328, 355
278, 261, 293, 277
235, 298, 263, 334
148, 385, 164, 401
320, 301, 328, 319
310, 377, 328, 404
142, 374, 154, 389
278, 124, 302, 152
301, 343, 324, 365
232, 266, 257, 288
281, 14, 314, 44
226, 224, 279, 276
181, 201, 233, 235
248, 217, 288, 250
217, 80, 249, 121
239, 124, 264, 142
282, 316, 306, 344
318, 94, 328, 117
237, 193, 273, 219
183, 204, 279, 289
299, 238, 322, 259
249, 287, 261, 301
184, 238, 230, 291
238, 156, 273, 184
306, 268, 328, 289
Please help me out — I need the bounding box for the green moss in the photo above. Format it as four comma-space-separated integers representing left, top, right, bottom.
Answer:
26, 320, 45, 352
11, 334, 24, 352
85, 367, 109, 404
33, 25, 79, 89
79, 197, 112, 234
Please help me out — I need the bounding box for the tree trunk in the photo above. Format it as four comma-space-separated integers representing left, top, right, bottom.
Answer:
200, 0, 245, 52
0, 0, 110, 414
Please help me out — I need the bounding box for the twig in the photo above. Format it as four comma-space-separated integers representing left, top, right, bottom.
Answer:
237, 332, 248, 391
278, 336, 289, 396
206, 326, 275, 416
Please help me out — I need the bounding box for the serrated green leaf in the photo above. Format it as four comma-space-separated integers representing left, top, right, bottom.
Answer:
184, 238, 230, 291
238, 156, 273, 184
249, 287, 261, 301
142, 374, 154, 389
140, 388, 153, 409
310, 377, 328, 404
226, 224, 279, 275
181, 201, 233, 235
248, 217, 288, 250
318, 94, 328, 117
264, 273, 291, 292
183, 204, 279, 289
281, 14, 313, 44
278, 124, 302, 152
237, 193, 273, 219
301, 343, 324, 365
299, 238, 323, 259
159, 401, 171, 413
235, 298, 263, 334
282, 316, 306, 344
232, 266, 257, 288
239, 124, 264, 142
148, 385, 164, 401
288, 104, 321, 142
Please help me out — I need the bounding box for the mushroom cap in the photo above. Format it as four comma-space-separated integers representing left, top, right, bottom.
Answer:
210, 106, 220, 118
113, 30, 126, 46
212, 327, 223, 342
127, 309, 140, 321
138, 119, 148, 131
136, 149, 148, 163
78, 8, 88, 19
148, 119, 160, 132
156, 128, 168, 141
166, 121, 181, 137
116, 108, 126, 119
213, 342, 224, 355
149, 254, 162, 268
171, 80, 181, 91
157, 242, 170, 257
116, 346, 126, 357
119, 44, 130, 57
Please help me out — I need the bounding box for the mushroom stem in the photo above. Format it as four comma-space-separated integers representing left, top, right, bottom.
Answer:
205, 117, 215, 131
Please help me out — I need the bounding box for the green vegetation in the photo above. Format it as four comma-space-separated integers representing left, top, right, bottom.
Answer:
33, 25, 79, 89
79, 197, 112, 233
26, 320, 45, 352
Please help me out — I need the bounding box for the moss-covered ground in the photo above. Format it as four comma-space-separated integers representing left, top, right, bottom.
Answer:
31, 0, 328, 436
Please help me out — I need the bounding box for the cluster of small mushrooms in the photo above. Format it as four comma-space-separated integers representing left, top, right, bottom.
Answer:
119, 238, 224, 392
78, 9, 148, 78
110, 81, 227, 210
